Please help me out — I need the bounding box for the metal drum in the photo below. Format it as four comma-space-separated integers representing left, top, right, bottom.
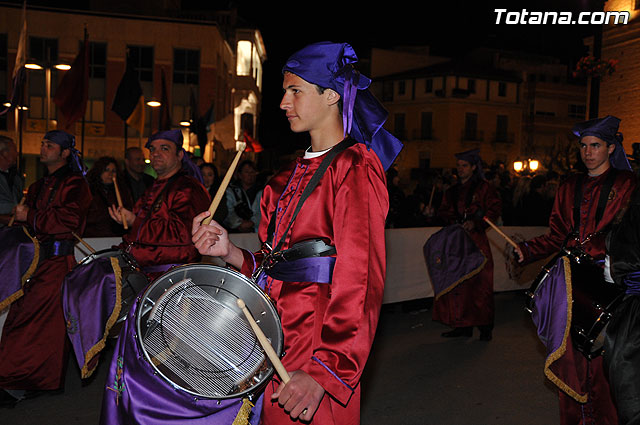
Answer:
526, 247, 624, 358
135, 263, 283, 400
75, 248, 149, 327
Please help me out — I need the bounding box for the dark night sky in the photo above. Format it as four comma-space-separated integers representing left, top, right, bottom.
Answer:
236, 1, 597, 151
6, 0, 603, 153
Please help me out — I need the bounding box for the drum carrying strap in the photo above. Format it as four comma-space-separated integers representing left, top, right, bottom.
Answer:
570, 169, 618, 241
265, 138, 356, 253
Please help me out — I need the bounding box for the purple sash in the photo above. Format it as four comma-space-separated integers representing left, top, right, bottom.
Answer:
100, 296, 263, 425
0, 226, 39, 311
257, 256, 336, 290
423, 224, 486, 300
530, 256, 588, 402
62, 256, 122, 378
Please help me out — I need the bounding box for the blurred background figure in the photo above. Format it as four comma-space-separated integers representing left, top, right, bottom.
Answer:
121, 147, 154, 204
385, 167, 407, 228
0, 136, 23, 226
199, 162, 227, 224
224, 159, 262, 233
84, 156, 132, 237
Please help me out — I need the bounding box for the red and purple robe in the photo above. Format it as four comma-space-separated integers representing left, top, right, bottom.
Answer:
433, 176, 502, 328
238, 143, 387, 425
0, 166, 92, 390
518, 168, 636, 425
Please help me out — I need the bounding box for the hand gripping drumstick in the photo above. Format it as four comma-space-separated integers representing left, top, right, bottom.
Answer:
237, 298, 310, 416
112, 176, 128, 229
8, 196, 25, 227
482, 216, 519, 249
202, 144, 246, 225
237, 298, 290, 383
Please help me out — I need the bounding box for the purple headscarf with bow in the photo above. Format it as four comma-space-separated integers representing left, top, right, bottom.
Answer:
145, 129, 203, 183
572, 115, 632, 172
44, 130, 87, 175
282, 41, 403, 170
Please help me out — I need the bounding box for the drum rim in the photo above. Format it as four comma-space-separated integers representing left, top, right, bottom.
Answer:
134, 263, 283, 400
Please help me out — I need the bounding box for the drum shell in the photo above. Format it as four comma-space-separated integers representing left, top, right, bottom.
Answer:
135, 263, 284, 400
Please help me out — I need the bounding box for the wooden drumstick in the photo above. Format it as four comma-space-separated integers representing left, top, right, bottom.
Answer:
427, 185, 435, 209
8, 196, 25, 227
72, 231, 96, 254
483, 216, 519, 249
112, 176, 128, 229
202, 144, 246, 225
237, 298, 290, 383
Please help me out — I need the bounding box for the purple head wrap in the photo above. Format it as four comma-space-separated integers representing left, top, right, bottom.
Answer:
572, 115, 632, 171
282, 41, 403, 170
146, 129, 203, 183
44, 130, 87, 175
455, 148, 485, 180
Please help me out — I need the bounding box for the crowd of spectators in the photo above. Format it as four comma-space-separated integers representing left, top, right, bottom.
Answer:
386, 163, 563, 229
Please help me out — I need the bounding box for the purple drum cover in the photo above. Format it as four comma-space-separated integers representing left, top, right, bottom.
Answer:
0, 226, 39, 311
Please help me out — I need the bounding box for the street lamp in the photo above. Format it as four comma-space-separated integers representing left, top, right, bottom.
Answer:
146, 99, 161, 133
24, 58, 69, 132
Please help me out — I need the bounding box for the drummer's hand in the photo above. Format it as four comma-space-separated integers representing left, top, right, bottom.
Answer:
108, 205, 135, 225
513, 245, 524, 263
191, 211, 244, 268
272, 370, 325, 422
462, 219, 475, 232
13, 204, 28, 222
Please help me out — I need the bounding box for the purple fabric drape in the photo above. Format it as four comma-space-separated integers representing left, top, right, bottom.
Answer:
423, 224, 486, 299
0, 226, 38, 310
62, 256, 121, 378
100, 295, 263, 425
531, 256, 570, 356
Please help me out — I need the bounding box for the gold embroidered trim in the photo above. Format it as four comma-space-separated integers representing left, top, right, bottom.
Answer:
80, 257, 123, 378
0, 226, 40, 311
542, 256, 588, 403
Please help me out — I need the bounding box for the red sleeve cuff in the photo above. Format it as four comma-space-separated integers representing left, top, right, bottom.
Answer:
302, 356, 355, 406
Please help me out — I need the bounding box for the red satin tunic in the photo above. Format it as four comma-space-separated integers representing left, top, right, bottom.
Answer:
434, 177, 502, 327
240, 144, 388, 425
0, 167, 92, 390
121, 171, 211, 270
518, 167, 636, 425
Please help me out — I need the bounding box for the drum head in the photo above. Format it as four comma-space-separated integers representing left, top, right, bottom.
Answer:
135, 264, 283, 400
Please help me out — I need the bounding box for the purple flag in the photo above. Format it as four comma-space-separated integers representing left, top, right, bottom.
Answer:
62, 256, 122, 378
0, 226, 39, 311
530, 256, 588, 403
423, 224, 486, 300
100, 295, 263, 425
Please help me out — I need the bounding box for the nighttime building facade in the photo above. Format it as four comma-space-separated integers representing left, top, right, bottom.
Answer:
0, 3, 266, 185
370, 47, 586, 187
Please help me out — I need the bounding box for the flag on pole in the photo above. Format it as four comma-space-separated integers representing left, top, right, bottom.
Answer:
0, 1, 27, 116
112, 57, 145, 135
158, 68, 171, 131
53, 28, 89, 131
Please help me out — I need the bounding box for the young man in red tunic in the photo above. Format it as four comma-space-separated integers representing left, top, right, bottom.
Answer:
515, 115, 637, 425
0, 131, 92, 406
434, 149, 502, 341
109, 130, 210, 278
192, 42, 402, 424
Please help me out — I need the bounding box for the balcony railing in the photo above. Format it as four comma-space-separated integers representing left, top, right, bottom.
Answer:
461, 129, 483, 142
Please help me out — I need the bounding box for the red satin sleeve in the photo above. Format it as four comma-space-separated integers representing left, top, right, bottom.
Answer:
26, 174, 92, 239
133, 181, 210, 247
301, 157, 387, 404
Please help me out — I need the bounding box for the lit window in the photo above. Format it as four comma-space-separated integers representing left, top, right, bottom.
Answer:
237, 40, 252, 76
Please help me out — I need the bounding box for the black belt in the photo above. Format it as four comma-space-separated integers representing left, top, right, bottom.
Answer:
39, 239, 76, 261
270, 239, 336, 263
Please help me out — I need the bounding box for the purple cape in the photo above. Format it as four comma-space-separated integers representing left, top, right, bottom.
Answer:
63, 256, 124, 378
423, 224, 486, 300
0, 226, 39, 311
530, 256, 588, 402
100, 295, 263, 425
